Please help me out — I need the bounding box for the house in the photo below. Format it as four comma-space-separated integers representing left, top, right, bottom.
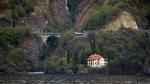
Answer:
87, 53, 107, 68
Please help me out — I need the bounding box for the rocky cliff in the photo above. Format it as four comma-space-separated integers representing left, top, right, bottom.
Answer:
102, 11, 138, 30
48, 0, 70, 27
0, 29, 43, 73
19, 36, 43, 67
19, 0, 49, 32
1, 0, 146, 31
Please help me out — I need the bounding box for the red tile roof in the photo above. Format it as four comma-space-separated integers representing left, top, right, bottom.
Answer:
87, 53, 103, 60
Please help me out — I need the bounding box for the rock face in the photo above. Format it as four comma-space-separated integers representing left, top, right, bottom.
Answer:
0, 0, 48, 32
74, 1, 98, 31
19, 37, 43, 66
29, 0, 48, 31
17, 0, 71, 29
0, 0, 70, 30
103, 11, 138, 30
49, 0, 70, 27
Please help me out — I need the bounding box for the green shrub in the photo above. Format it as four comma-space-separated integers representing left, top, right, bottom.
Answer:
67, 0, 93, 23
82, 5, 117, 30
0, 28, 34, 73
95, 29, 150, 73
3, 45, 31, 73
60, 29, 74, 45
0, 28, 31, 46
67, 0, 80, 22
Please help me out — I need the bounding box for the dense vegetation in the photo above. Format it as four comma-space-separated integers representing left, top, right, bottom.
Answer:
95, 28, 150, 74
82, 0, 150, 30
41, 28, 150, 74
0, 0, 150, 75
0, 0, 34, 27
67, 0, 80, 22
82, 5, 117, 30
0, 28, 36, 73
129, 0, 150, 29
67, 0, 91, 23
0, 28, 149, 74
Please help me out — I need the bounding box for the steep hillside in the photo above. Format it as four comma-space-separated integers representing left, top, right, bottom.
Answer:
29, 0, 48, 32
41, 28, 150, 74
43, 0, 71, 32
69, 0, 150, 31
101, 11, 138, 30
0, 0, 48, 32
49, 0, 70, 27
0, 0, 150, 74
74, 1, 98, 31
82, 0, 150, 30
0, 0, 149, 31
0, 28, 43, 73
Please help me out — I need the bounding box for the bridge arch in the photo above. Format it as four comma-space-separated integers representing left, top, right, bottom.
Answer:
41, 33, 61, 43
46, 35, 59, 48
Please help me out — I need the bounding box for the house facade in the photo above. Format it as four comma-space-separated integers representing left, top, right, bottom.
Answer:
87, 53, 107, 68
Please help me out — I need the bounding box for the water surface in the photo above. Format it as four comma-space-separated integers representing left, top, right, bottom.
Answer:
0, 74, 149, 84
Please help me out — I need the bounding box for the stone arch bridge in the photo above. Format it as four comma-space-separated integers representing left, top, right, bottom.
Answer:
41, 32, 88, 44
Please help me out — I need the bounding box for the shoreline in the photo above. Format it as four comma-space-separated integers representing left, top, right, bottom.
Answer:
0, 72, 149, 77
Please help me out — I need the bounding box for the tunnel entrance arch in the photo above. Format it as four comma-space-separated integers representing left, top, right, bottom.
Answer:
46, 35, 59, 48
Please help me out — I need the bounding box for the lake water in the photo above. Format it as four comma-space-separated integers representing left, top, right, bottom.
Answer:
0, 74, 150, 84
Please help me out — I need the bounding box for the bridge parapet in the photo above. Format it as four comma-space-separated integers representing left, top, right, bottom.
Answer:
41, 32, 88, 43
41, 33, 61, 43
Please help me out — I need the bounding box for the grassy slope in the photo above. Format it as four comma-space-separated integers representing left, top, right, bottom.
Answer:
80, 0, 150, 30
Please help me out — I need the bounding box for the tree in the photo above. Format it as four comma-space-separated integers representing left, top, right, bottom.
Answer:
67, 49, 71, 64
88, 32, 96, 53
0, 0, 34, 28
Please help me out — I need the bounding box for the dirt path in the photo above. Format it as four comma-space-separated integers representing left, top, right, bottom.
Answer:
74, 1, 98, 32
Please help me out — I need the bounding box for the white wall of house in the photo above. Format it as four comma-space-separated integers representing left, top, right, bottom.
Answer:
87, 58, 107, 68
